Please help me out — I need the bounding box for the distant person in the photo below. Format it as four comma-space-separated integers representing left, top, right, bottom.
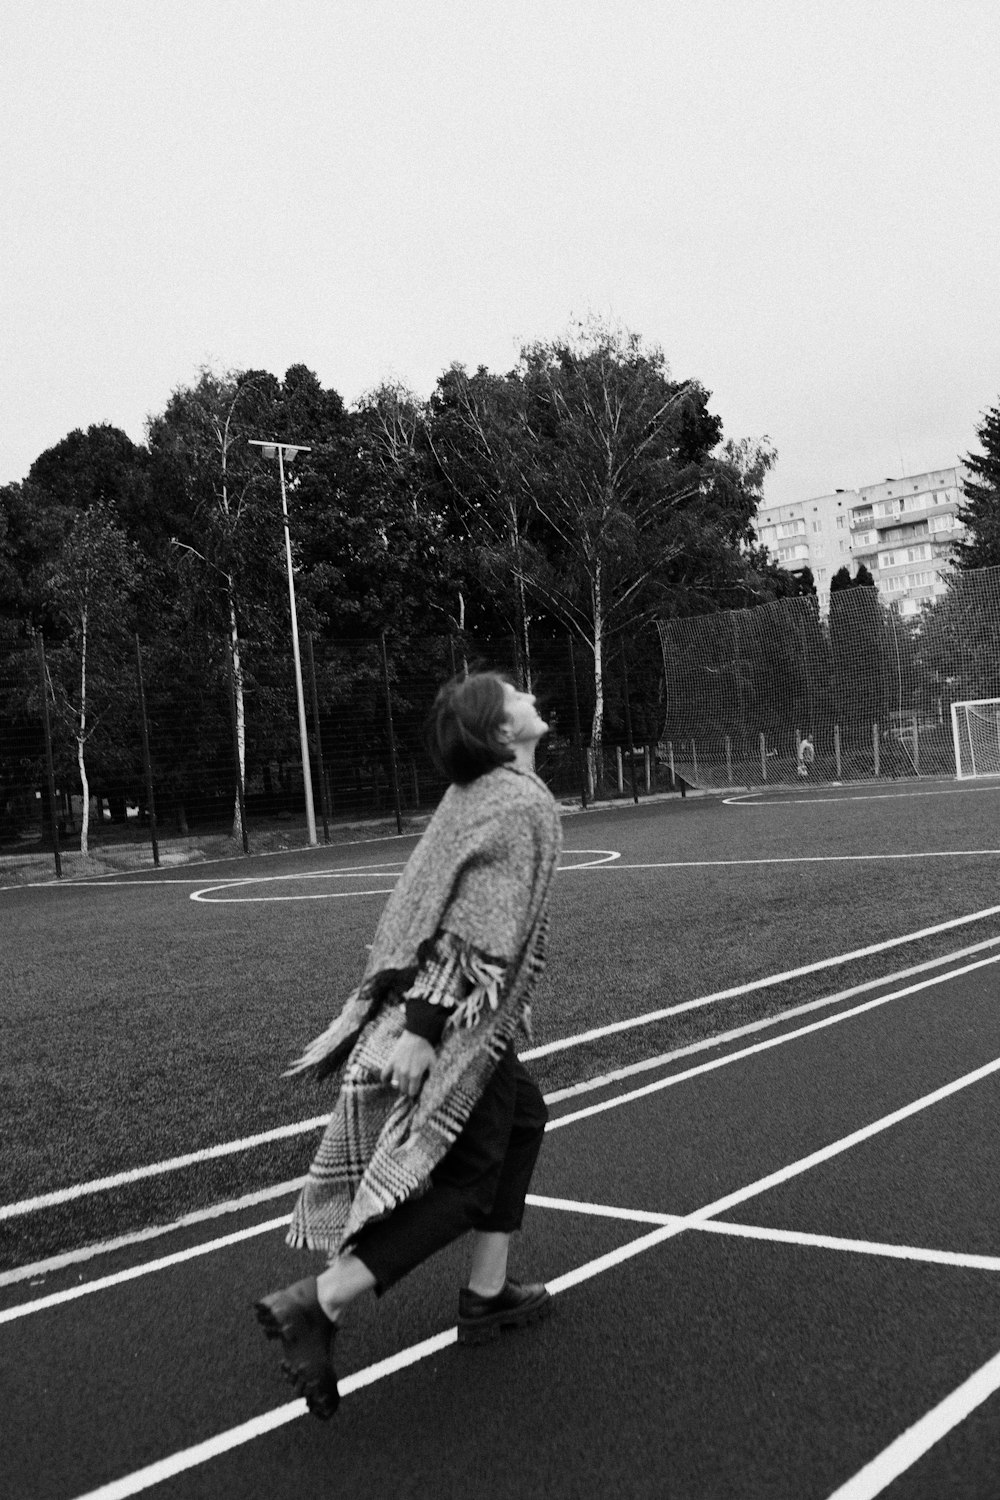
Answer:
797, 735, 815, 779
255, 672, 561, 1419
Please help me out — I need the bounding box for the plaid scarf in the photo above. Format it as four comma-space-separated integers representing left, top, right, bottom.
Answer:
285, 766, 561, 1257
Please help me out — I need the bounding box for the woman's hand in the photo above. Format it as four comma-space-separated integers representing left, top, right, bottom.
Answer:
381, 1031, 436, 1099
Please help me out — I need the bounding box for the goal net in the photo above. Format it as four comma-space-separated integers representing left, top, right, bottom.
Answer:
951, 699, 1000, 779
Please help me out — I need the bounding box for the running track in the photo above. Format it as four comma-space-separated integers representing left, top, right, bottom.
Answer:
4, 951, 1000, 1498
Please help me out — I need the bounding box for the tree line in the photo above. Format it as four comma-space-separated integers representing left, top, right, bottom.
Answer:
1, 322, 800, 831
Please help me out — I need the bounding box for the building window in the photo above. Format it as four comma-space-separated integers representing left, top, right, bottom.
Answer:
836, 516, 846, 529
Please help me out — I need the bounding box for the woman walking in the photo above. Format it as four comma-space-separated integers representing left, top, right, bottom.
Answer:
255, 671, 562, 1419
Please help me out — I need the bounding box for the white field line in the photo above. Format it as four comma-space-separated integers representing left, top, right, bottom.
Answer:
9, 910, 1000, 1224
825, 1350, 1000, 1499
12, 934, 992, 1283
8, 958, 1000, 1321
189, 850, 620, 903
525, 896, 1000, 1059
562, 848, 1000, 871
726, 782, 1000, 808
67, 1054, 1000, 1500
0, 827, 429, 894
546, 949, 1000, 1133
5, 849, 616, 898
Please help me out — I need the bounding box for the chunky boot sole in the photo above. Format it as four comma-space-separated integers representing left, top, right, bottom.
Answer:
255, 1290, 340, 1420
457, 1288, 552, 1346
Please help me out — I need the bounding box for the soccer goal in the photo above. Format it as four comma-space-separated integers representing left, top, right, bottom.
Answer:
950, 699, 1000, 779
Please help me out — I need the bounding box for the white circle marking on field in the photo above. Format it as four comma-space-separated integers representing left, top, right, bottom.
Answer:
189, 850, 621, 903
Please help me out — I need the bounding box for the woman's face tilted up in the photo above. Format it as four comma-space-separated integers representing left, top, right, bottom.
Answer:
499, 682, 548, 747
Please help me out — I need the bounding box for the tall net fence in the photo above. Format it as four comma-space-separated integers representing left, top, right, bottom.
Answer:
657, 566, 1000, 791
0, 628, 675, 884
11, 564, 1000, 883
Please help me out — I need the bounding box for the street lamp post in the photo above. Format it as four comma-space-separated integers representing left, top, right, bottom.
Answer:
248, 439, 317, 847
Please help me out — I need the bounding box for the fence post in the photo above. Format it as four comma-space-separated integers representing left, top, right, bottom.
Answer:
35, 634, 62, 879
615, 745, 624, 793
620, 640, 639, 804
691, 740, 699, 783
381, 634, 403, 836
873, 722, 880, 778
760, 732, 767, 783
134, 636, 159, 868
644, 744, 651, 792
834, 724, 842, 780
567, 635, 588, 808
225, 645, 249, 855
725, 735, 733, 786
668, 741, 675, 790
912, 714, 920, 776
305, 633, 330, 844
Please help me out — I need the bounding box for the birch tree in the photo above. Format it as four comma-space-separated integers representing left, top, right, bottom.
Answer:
45, 504, 140, 855
427, 366, 540, 684
514, 325, 735, 783
147, 369, 283, 835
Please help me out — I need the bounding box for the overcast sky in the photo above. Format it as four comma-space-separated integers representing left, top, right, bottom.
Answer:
3, 0, 999, 508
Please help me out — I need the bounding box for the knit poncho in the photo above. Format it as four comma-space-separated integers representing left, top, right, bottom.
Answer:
286, 765, 562, 1256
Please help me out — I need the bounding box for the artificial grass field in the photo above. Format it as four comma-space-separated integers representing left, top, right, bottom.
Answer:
6, 777, 1000, 1269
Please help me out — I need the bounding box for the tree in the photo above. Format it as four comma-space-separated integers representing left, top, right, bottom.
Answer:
0, 481, 75, 639
146, 367, 312, 833
953, 404, 1000, 568
27, 423, 155, 546
43, 504, 141, 855
831, 563, 875, 592
427, 364, 544, 682
491, 321, 774, 780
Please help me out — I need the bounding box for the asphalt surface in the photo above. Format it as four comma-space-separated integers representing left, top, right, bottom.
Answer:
4, 949, 1000, 1499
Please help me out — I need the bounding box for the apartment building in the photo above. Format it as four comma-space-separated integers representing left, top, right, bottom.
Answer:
848, 465, 969, 617
755, 489, 859, 609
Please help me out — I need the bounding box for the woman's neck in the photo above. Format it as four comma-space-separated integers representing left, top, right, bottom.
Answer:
508, 740, 538, 774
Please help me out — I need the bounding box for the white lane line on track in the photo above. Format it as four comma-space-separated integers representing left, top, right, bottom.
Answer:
0, 1179, 305, 1288
66, 1053, 1000, 1500
14, 932, 994, 1280
528, 1194, 1000, 1273
9, 908, 1000, 1224
8, 954, 1000, 1322
825, 1350, 1000, 1499
542, 930, 1000, 1104
526, 896, 1000, 1059
546, 949, 1000, 1132
15, 1180, 1000, 1329
0, 1119, 329, 1222
0, 1218, 288, 1325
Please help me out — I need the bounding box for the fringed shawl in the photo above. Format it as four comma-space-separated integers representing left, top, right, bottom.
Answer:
286, 765, 562, 1256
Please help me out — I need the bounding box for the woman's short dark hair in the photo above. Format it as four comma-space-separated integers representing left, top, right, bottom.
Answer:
427, 672, 515, 785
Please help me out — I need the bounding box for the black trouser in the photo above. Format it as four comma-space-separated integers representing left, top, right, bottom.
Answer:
351, 1047, 547, 1293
